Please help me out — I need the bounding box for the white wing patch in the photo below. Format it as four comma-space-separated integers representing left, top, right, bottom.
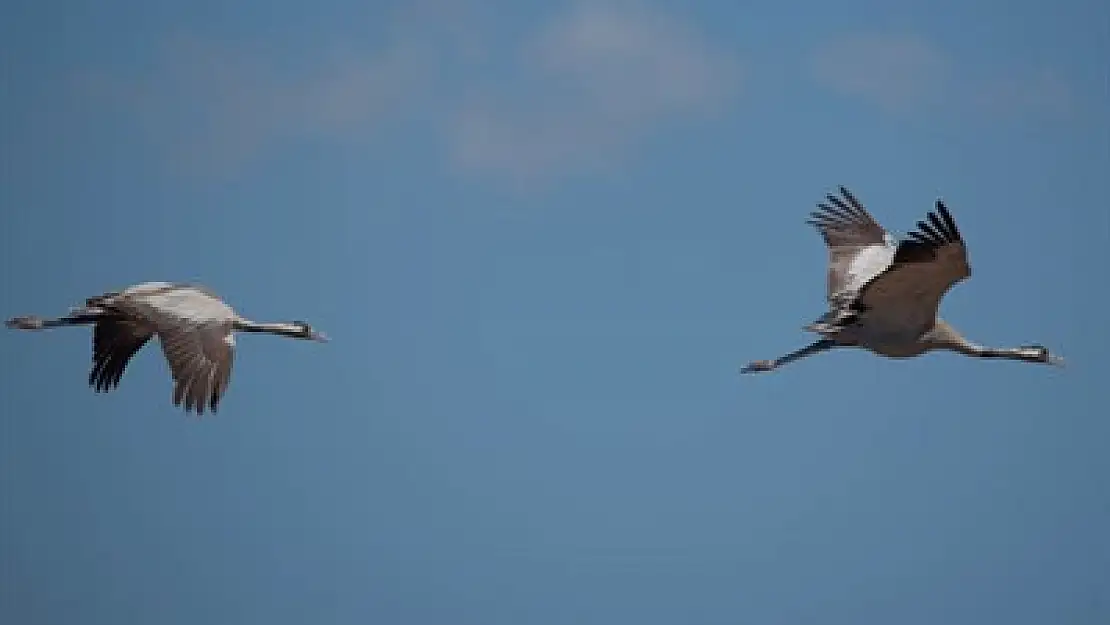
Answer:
839, 243, 895, 296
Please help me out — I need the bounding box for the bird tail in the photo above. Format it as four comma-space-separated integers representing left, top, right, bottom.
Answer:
804, 308, 857, 335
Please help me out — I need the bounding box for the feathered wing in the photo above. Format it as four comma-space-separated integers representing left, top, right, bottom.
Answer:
99, 284, 239, 415
806, 186, 895, 300
89, 318, 154, 392
855, 199, 971, 336
158, 323, 235, 415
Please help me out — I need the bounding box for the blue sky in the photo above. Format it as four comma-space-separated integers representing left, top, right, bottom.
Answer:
2, 1, 1107, 623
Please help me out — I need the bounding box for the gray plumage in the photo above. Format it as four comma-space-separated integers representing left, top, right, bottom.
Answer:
741, 187, 1063, 374
807, 185, 896, 302
6, 282, 328, 415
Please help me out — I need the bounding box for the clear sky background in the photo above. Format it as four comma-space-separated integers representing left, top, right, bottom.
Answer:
2, 1, 1107, 624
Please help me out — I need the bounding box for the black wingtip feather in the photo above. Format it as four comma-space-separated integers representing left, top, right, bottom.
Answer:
838, 186, 863, 209
912, 203, 962, 245
891, 198, 964, 263
808, 186, 870, 227
935, 200, 961, 240
892, 240, 937, 264
919, 220, 945, 243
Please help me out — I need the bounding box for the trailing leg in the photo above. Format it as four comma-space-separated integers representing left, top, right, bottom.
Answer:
6, 309, 103, 330
741, 339, 837, 374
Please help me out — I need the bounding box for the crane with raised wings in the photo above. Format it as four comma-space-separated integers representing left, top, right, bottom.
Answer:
741, 187, 1063, 373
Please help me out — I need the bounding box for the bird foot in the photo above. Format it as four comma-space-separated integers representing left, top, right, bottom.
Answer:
741, 360, 776, 374
5, 316, 45, 330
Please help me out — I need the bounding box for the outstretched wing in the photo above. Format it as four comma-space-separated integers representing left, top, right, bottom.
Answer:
806, 186, 895, 300
85, 283, 240, 415
855, 199, 971, 336
89, 318, 154, 392
100, 283, 237, 328
158, 323, 236, 415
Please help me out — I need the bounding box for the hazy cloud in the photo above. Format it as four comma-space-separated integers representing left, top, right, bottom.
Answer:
811, 34, 950, 113
79, 35, 431, 174
79, 9, 1073, 186
811, 33, 1075, 120
447, 2, 744, 184
78, 2, 741, 185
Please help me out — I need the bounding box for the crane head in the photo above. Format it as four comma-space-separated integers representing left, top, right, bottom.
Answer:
1020, 344, 1064, 367
292, 320, 329, 342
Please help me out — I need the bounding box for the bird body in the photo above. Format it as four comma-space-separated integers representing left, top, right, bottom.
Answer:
7, 281, 328, 415
92, 281, 237, 323
741, 187, 1062, 373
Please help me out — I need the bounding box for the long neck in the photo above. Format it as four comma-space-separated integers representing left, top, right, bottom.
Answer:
234, 319, 303, 338
928, 321, 1042, 363
948, 341, 1032, 361
6, 310, 103, 330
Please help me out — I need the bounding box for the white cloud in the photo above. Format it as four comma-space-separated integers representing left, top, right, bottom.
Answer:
77, 3, 742, 185
446, 2, 744, 184
811, 33, 1075, 120
79, 35, 431, 174
811, 33, 950, 113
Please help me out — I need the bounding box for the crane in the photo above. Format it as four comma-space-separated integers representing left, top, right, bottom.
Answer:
6, 281, 328, 415
741, 186, 1063, 374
